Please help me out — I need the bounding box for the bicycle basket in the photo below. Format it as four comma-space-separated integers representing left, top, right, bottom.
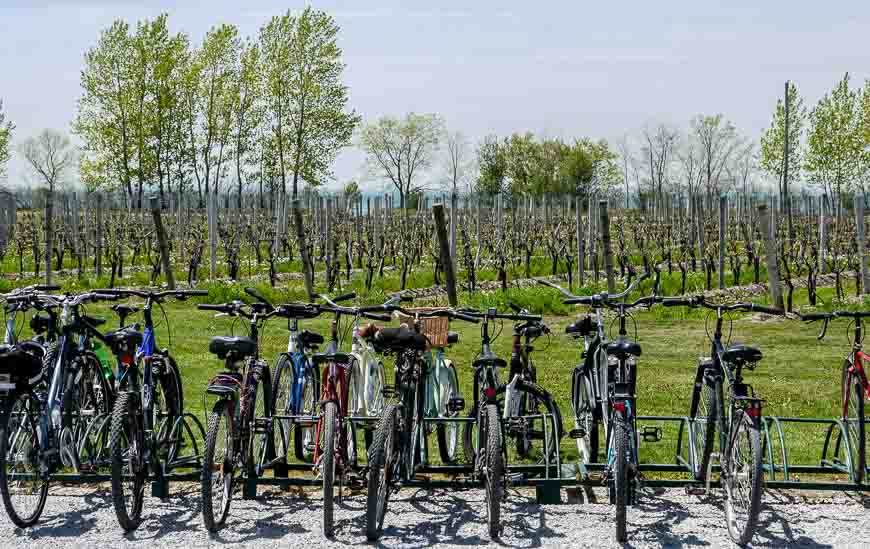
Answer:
395, 308, 449, 348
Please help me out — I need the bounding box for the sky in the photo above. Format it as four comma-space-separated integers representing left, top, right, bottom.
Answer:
1, 0, 868, 192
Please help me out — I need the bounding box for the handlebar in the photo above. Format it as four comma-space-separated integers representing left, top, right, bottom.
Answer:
95, 288, 209, 301
454, 308, 541, 322
661, 295, 784, 315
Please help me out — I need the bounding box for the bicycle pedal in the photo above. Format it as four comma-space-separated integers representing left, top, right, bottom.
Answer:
447, 397, 465, 412
641, 426, 662, 443
569, 428, 586, 439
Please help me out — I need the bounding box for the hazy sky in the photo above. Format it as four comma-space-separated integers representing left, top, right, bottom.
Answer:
1, 0, 868, 192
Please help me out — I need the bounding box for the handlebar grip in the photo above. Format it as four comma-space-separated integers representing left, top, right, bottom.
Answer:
509, 302, 522, 313
244, 287, 272, 306
34, 284, 61, 292
800, 312, 831, 321
197, 304, 226, 311
359, 304, 387, 313
662, 298, 688, 307
184, 290, 209, 296
362, 312, 392, 322
451, 312, 480, 324
751, 304, 784, 315
332, 292, 357, 303
564, 297, 593, 305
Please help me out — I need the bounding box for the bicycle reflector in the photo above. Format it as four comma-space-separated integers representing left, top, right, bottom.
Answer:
484, 387, 497, 399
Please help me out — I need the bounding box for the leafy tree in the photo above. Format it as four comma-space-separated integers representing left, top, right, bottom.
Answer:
359, 112, 442, 209
232, 40, 263, 207
343, 180, 360, 205
503, 132, 539, 196
0, 100, 13, 180
760, 82, 806, 210
563, 138, 620, 199
475, 134, 506, 196
806, 73, 863, 210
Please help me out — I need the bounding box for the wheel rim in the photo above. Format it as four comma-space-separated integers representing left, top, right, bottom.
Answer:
120, 416, 144, 517
301, 372, 315, 459
376, 419, 394, 528
5, 394, 44, 521
274, 370, 291, 457
575, 376, 594, 464
725, 418, 753, 537
846, 377, 863, 477
211, 407, 232, 520
369, 364, 385, 417
693, 382, 713, 474
441, 373, 458, 460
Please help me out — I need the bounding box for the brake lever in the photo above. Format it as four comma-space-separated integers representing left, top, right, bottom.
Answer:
818, 317, 829, 341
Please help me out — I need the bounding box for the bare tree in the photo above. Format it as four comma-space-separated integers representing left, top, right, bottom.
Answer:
641, 124, 678, 219
692, 114, 743, 205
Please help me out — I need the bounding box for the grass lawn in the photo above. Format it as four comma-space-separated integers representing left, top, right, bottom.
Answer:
66, 282, 863, 478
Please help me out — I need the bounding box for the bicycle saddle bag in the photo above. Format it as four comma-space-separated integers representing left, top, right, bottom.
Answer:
374, 327, 428, 352
723, 344, 762, 366
105, 327, 144, 355
0, 342, 45, 387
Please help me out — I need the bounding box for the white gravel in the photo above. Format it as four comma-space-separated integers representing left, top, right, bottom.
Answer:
0, 485, 866, 548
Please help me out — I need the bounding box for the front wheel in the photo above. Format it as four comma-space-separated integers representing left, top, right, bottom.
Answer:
295, 365, 318, 463
0, 391, 48, 527
366, 403, 399, 542
321, 401, 337, 537
201, 399, 234, 533
573, 369, 600, 465
842, 361, 865, 484
482, 403, 503, 540
110, 392, 146, 532
436, 364, 460, 464
689, 374, 719, 481
723, 409, 763, 546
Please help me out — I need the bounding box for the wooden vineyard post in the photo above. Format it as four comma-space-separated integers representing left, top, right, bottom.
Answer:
150, 196, 175, 289
449, 191, 457, 260
95, 193, 103, 278
856, 197, 870, 294
293, 199, 315, 299
758, 204, 784, 309
576, 194, 584, 287
208, 192, 217, 279
44, 190, 53, 285
718, 195, 726, 290
325, 197, 333, 289
599, 199, 615, 293
819, 195, 827, 273
433, 203, 458, 306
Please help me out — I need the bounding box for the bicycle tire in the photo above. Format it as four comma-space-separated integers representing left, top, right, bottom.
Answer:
842, 360, 865, 483
271, 355, 292, 464
483, 403, 503, 539
249, 364, 273, 476
366, 403, 399, 541
109, 392, 146, 532
322, 401, 337, 537
295, 364, 318, 463
724, 409, 763, 545
613, 413, 630, 542
689, 373, 719, 481
572, 368, 599, 464
437, 364, 460, 464
201, 399, 234, 532
0, 390, 48, 527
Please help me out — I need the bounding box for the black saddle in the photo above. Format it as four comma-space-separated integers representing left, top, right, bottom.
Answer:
298, 330, 324, 349
606, 337, 642, 359
105, 327, 144, 352
723, 344, 762, 366
566, 316, 594, 336
312, 352, 351, 365
374, 327, 429, 352
111, 304, 140, 324
209, 336, 257, 360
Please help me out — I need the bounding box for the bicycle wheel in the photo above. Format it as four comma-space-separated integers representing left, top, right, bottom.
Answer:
271, 355, 292, 463
723, 409, 763, 545
249, 365, 272, 477
109, 392, 146, 532
689, 372, 719, 481
295, 364, 318, 463
201, 399, 234, 532
153, 357, 183, 463
321, 401, 338, 537
436, 363, 460, 464
366, 359, 386, 418
366, 403, 399, 542
482, 403, 503, 539
842, 360, 865, 483
573, 368, 600, 464
613, 414, 630, 542
0, 391, 48, 527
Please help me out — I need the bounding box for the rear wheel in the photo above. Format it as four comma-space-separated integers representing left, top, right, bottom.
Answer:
295, 365, 318, 463
436, 364, 460, 464
690, 373, 719, 481
0, 391, 48, 527
248, 365, 272, 477
366, 404, 398, 542
613, 414, 630, 542
842, 361, 865, 483
201, 399, 234, 533
723, 410, 763, 545
272, 356, 292, 464
573, 369, 600, 465
321, 401, 337, 537
110, 392, 146, 532
482, 403, 503, 539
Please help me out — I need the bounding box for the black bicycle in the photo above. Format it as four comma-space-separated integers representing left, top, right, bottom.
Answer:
664, 295, 782, 545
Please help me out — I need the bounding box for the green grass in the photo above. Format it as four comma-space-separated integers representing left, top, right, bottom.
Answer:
49, 281, 862, 478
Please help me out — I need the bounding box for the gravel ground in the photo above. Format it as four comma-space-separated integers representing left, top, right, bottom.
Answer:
0, 485, 866, 548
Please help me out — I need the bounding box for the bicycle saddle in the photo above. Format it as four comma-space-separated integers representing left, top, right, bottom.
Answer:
723, 344, 762, 366
298, 329, 324, 349
111, 304, 140, 318
606, 337, 642, 359
209, 336, 257, 360
566, 316, 594, 336
374, 327, 428, 352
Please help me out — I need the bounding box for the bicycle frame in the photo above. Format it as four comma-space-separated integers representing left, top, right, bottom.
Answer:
843, 318, 870, 415
313, 321, 352, 471
283, 318, 317, 417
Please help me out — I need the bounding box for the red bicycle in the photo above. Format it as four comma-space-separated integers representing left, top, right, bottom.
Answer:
802, 309, 870, 483
311, 293, 391, 538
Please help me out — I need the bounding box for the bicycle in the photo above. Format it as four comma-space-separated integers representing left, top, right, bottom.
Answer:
0, 290, 119, 527
198, 287, 278, 533
664, 295, 783, 545
540, 272, 657, 542
364, 307, 477, 541
99, 287, 206, 532
800, 309, 870, 483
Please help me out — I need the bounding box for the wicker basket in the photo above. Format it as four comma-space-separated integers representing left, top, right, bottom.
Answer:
395, 307, 450, 348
